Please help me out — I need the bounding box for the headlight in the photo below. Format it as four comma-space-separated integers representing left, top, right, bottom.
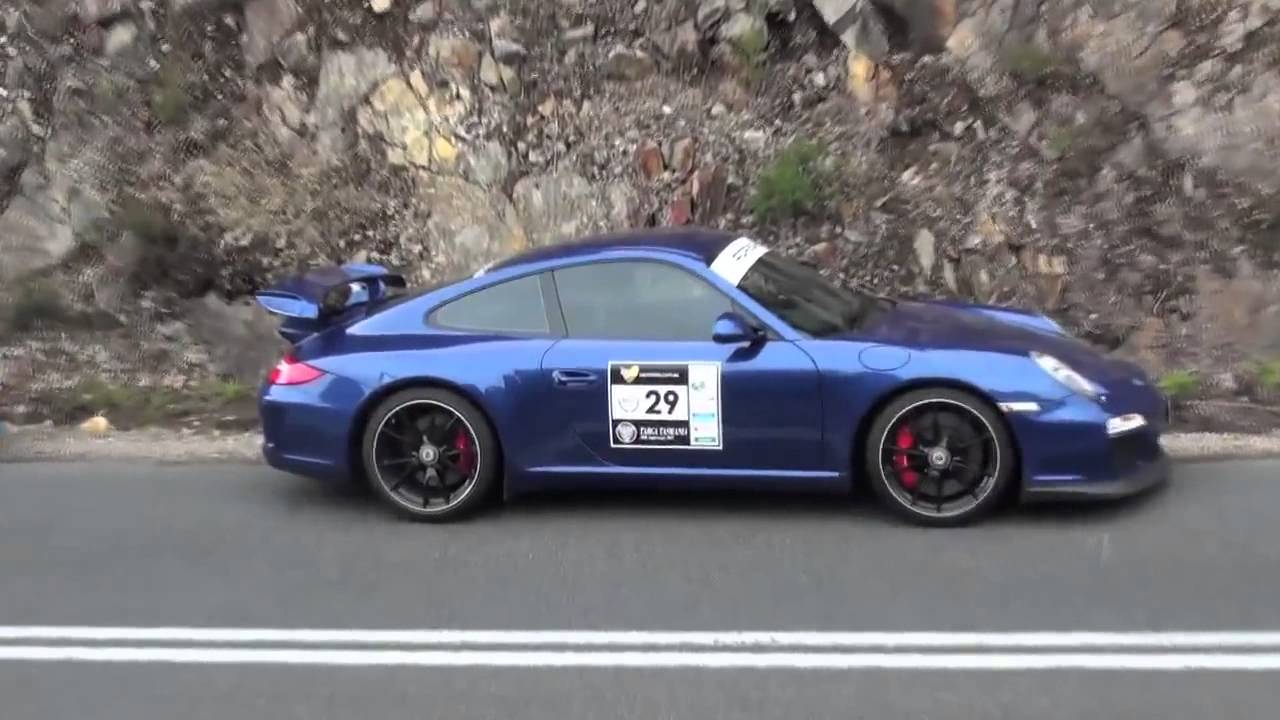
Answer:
1030, 352, 1104, 399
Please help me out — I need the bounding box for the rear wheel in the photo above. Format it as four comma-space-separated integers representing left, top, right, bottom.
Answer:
360, 387, 499, 522
863, 388, 1015, 527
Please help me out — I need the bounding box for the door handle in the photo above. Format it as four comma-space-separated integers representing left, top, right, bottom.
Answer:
552, 369, 598, 387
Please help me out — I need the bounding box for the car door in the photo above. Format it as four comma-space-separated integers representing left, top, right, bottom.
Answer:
539, 258, 824, 475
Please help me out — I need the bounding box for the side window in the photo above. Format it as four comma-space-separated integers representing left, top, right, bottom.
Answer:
430, 274, 551, 334
552, 261, 734, 341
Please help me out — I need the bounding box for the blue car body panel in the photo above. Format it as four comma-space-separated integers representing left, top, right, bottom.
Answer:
257, 227, 1169, 502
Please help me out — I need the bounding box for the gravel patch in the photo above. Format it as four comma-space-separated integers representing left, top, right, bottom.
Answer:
1159, 432, 1280, 461
3, 427, 1280, 465
0, 427, 262, 464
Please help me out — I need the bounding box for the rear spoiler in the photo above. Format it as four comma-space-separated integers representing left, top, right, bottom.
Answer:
255, 263, 407, 343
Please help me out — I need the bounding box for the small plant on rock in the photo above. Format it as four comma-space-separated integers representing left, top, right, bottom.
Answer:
1158, 369, 1202, 400
1044, 124, 1079, 158
1251, 360, 1280, 397
6, 282, 74, 334
150, 55, 192, 126
1002, 41, 1057, 83
731, 24, 769, 84
751, 139, 828, 224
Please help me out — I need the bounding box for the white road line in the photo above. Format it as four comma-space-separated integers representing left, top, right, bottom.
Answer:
3, 646, 1280, 670
5, 627, 1280, 649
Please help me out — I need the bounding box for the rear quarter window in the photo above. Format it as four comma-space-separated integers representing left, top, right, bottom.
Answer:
428, 274, 551, 334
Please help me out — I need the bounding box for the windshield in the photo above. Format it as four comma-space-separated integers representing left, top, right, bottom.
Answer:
735, 252, 878, 337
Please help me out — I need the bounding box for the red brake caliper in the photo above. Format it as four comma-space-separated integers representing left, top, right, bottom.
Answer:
453, 429, 476, 476
893, 425, 920, 490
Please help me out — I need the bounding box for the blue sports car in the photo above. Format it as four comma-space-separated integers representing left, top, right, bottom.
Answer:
254, 228, 1170, 526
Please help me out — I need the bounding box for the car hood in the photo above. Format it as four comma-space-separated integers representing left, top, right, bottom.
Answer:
851, 299, 1150, 389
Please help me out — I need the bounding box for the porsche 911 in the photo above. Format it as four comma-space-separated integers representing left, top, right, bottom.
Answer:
254, 228, 1170, 526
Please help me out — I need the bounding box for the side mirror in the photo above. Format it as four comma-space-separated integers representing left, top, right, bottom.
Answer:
712, 311, 762, 345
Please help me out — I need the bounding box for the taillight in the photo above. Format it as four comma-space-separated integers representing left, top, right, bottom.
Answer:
268, 354, 326, 386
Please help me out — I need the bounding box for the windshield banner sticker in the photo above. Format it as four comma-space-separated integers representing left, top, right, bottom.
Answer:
709, 237, 769, 286
608, 362, 722, 449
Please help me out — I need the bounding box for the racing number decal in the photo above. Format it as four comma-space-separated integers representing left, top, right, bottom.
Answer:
608, 362, 722, 449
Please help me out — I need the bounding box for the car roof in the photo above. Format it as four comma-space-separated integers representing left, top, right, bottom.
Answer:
484, 226, 741, 273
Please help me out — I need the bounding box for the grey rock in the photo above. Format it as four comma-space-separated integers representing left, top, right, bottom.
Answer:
741, 128, 767, 150
603, 46, 657, 81
811, 0, 888, 60
914, 228, 936, 277
652, 20, 700, 65
1108, 133, 1148, 173
242, 0, 301, 70
460, 139, 509, 188
1218, 7, 1247, 53
562, 23, 595, 44
370, 0, 393, 13
1246, 0, 1278, 33
0, 113, 32, 178
696, 0, 729, 33
185, 293, 287, 386
69, 186, 110, 238
0, 166, 76, 283
103, 19, 139, 55
498, 62, 521, 94
479, 53, 502, 88
77, 0, 135, 24
718, 11, 766, 45
491, 38, 528, 64
408, 0, 437, 24
417, 176, 524, 277
5, 55, 27, 91
308, 46, 396, 159
1002, 101, 1038, 139
260, 75, 308, 150
274, 30, 316, 72
512, 173, 638, 247
167, 0, 245, 13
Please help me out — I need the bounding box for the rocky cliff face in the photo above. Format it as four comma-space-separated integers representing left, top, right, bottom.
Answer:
1, 0, 1278, 430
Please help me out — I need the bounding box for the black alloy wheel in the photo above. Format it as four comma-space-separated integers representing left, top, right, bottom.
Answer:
865, 388, 1015, 526
361, 387, 499, 522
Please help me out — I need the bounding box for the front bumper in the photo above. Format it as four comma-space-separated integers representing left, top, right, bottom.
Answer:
1008, 377, 1172, 503
1022, 448, 1170, 502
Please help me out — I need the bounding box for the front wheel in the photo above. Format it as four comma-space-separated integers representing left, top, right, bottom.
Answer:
863, 388, 1016, 527
360, 387, 500, 522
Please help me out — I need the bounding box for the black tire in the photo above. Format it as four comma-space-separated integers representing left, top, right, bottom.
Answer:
863, 387, 1015, 527
360, 386, 500, 522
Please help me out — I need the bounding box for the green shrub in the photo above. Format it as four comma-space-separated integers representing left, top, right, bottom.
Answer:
7, 282, 74, 333
1158, 369, 1201, 400
731, 24, 769, 83
150, 56, 192, 126
200, 378, 252, 404
115, 195, 179, 248
1002, 42, 1056, 82
46, 377, 258, 428
1254, 360, 1280, 392
1044, 125, 1079, 158
751, 139, 828, 223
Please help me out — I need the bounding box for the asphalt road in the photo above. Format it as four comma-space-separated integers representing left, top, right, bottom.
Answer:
1, 458, 1279, 718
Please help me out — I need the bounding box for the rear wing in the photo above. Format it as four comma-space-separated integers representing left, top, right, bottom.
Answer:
254, 263, 407, 342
